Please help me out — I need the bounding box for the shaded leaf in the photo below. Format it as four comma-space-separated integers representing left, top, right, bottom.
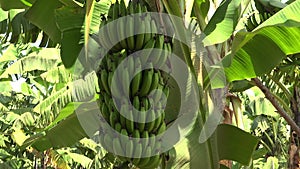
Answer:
24, 0, 62, 42
188, 123, 259, 168
216, 124, 259, 165
55, 6, 85, 68
0, 0, 35, 10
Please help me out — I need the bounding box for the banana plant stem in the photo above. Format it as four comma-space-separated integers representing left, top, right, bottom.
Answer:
252, 78, 300, 135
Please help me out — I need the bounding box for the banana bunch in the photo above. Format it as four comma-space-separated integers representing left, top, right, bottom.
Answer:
98, 0, 158, 52
96, 0, 173, 168
97, 52, 169, 168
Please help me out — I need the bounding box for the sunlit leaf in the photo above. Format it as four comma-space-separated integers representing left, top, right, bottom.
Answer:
67, 152, 93, 168
0, 45, 18, 63
263, 156, 279, 169
11, 128, 29, 146
224, 1, 300, 82
203, 0, 242, 45
0, 81, 12, 93
25, 101, 101, 151
0, 48, 61, 78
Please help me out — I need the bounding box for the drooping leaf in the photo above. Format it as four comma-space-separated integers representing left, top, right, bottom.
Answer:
193, 0, 210, 29
67, 152, 93, 168
20, 112, 35, 127
33, 71, 96, 125
40, 65, 71, 83
44, 102, 84, 130
187, 118, 219, 169
24, 0, 62, 42
87, 0, 110, 35
55, 6, 84, 68
9, 11, 36, 43
33, 84, 69, 114
224, 1, 300, 82
224, 26, 300, 82
255, 0, 300, 30
0, 48, 61, 78
0, 102, 8, 111
0, 0, 35, 10
230, 79, 254, 92
216, 124, 259, 165
187, 123, 259, 168
24, 101, 101, 151
0, 45, 18, 63
60, 29, 83, 68
203, 0, 242, 45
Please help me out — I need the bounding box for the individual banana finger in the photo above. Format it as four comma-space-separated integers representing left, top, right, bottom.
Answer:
148, 71, 160, 94
125, 139, 134, 159
135, 15, 145, 50
133, 96, 140, 110
113, 137, 124, 156
145, 109, 156, 132
125, 109, 135, 134
130, 58, 142, 96
150, 35, 164, 64
109, 110, 118, 127
132, 142, 143, 164
126, 16, 135, 50
136, 146, 151, 168
139, 65, 154, 96
101, 103, 110, 121
122, 67, 130, 96
143, 13, 152, 43
138, 107, 146, 132
144, 155, 161, 169
141, 130, 149, 151
120, 129, 129, 152
114, 123, 122, 133
118, 17, 128, 49
103, 133, 113, 152
156, 122, 166, 135
140, 38, 155, 65
100, 70, 110, 94
119, 0, 127, 17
